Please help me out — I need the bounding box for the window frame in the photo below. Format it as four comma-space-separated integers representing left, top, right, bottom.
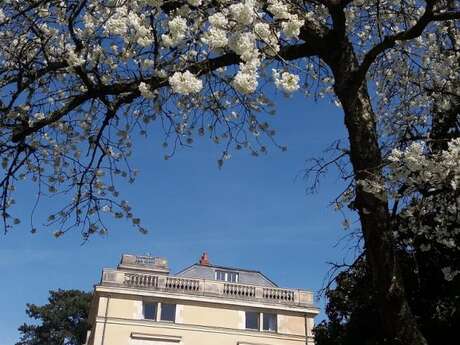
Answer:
143, 302, 157, 320
262, 312, 278, 332
160, 303, 176, 322
215, 270, 239, 283
245, 311, 260, 331
142, 301, 176, 323
244, 310, 278, 333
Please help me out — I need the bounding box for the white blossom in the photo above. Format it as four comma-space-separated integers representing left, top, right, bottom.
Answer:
267, 0, 291, 20
104, 6, 129, 36
162, 16, 187, 47
201, 27, 228, 49
169, 71, 203, 94
229, 1, 255, 26
232, 58, 260, 94
273, 69, 300, 93
229, 32, 257, 61
140, 0, 163, 7
187, 0, 202, 6
254, 22, 280, 55
66, 50, 85, 67
282, 15, 305, 39
0, 9, 6, 23
254, 22, 272, 39
139, 82, 156, 99
209, 12, 228, 28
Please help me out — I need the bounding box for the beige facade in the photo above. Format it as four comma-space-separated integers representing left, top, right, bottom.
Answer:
85, 254, 319, 345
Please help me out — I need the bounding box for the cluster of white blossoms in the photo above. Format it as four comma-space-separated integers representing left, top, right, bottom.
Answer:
388, 139, 460, 193
168, 71, 203, 95
272, 69, 300, 93
201, 12, 229, 49
267, 0, 291, 19
281, 15, 305, 38
187, 0, 203, 6
232, 59, 260, 94
229, 1, 256, 26
254, 22, 280, 56
201, 27, 228, 50
138, 82, 156, 99
189, 0, 308, 94
140, 0, 163, 7
387, 138, 460, 280
66, 49, 86, 67
103, 6, 153, 46
229, 32, 257, 62
31, 0, 312, 99
267, 0, 305, 39
209, 12, 228, 28
162, 16, 188, 47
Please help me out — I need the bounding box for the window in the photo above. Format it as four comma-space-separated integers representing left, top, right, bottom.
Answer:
245, 311, 260, 330
245, 311, 278, 332
143, 302, 157, 320
143, 302, 176, 323
263, 313, 277, 332
228, 271, 239, 283
215, 270, 239, 283
216, 270, 226, 281
160, 303, 176, 322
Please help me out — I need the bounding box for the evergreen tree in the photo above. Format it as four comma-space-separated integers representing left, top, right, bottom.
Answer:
16, 289, 92, 345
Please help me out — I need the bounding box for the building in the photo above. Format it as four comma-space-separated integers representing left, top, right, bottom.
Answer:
85, 253, 320, 345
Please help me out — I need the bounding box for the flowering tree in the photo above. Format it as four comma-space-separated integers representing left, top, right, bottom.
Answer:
1, 0, 459, 343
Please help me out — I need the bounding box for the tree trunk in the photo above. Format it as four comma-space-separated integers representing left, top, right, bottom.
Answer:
325, 40, 428, 345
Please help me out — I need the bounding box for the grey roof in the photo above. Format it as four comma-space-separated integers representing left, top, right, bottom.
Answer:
176, 264, 278, 287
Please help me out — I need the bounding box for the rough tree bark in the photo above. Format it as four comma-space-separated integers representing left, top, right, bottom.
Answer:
322, 37, 429, 345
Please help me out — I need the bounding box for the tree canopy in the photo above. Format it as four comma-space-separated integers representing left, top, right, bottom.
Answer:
0, 0, 457, 237
16, 289, 92, 345
1, 1, 459, 344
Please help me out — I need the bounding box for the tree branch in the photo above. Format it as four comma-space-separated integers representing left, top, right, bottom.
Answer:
354, 2, 460, 85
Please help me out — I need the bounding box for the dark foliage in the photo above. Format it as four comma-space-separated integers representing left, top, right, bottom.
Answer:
16, 289, 92, 345
315, 248, 460, 345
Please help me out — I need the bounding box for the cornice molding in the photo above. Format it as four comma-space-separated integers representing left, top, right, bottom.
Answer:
95, 285, 320, 315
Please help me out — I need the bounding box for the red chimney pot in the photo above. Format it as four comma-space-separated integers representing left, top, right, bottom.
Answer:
199, 252, 209, 266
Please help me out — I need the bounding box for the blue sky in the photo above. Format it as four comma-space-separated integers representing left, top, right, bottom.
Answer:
0, 92, 357, 345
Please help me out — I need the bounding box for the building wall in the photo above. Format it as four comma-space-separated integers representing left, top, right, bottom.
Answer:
89, 294, 313, 345
180, 303, 245, 329
92, 319, 309, 345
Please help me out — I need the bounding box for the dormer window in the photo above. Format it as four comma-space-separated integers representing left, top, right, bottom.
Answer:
215, 270, 239, 283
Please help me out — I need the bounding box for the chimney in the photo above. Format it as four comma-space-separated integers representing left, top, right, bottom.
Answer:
199, 252, 209, 266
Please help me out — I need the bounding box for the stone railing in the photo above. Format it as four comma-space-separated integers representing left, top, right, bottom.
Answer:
101, 269, 314, 308
263, 287, 295, 302
223, 283, 256, 298
124, 272, 159, 288
165, 277, 200, 292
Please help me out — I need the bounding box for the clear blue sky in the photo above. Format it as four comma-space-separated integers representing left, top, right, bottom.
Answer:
0, 92, 356, 345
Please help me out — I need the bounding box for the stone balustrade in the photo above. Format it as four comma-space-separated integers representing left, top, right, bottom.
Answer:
223, 282, 256, 298
101, 269, 314, 307
263, 287, 295, 302
165, 277, 200, 292
124, 272, 159, 288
